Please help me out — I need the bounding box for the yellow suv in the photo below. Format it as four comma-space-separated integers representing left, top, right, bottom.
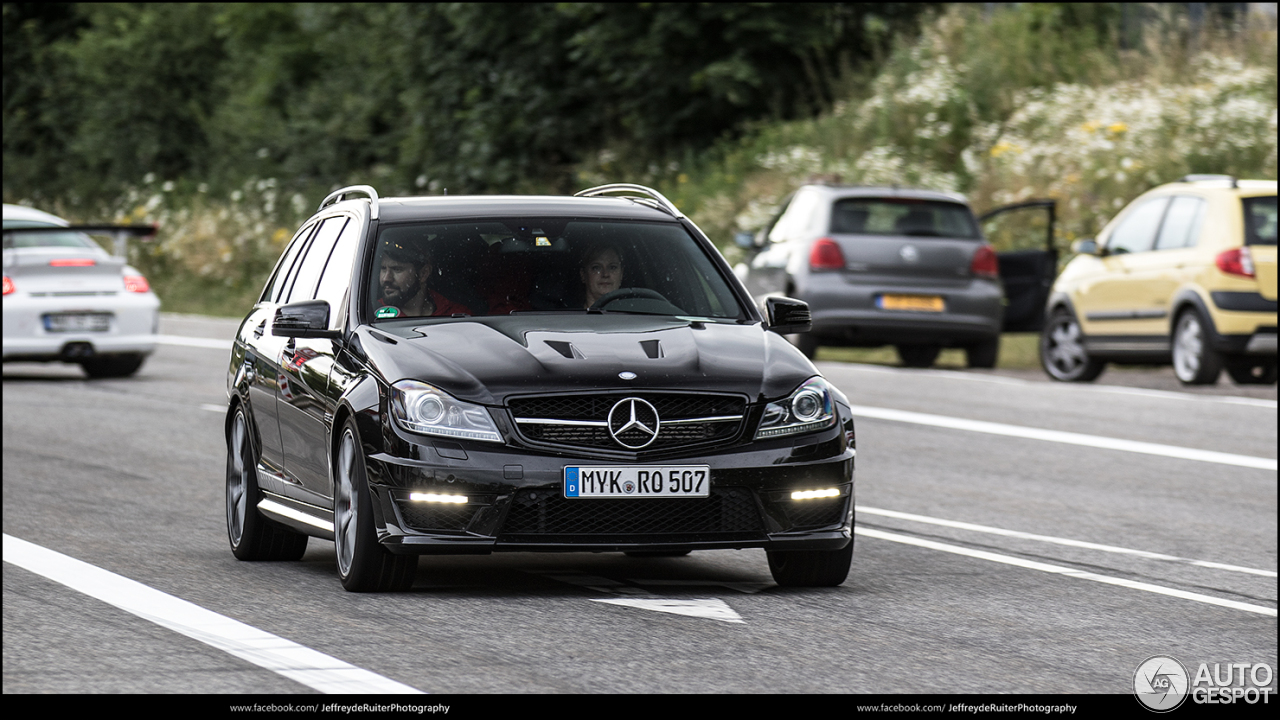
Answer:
1041, 176, 1277, 385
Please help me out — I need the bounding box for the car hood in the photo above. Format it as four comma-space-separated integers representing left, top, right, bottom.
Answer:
357, 315, 817, 406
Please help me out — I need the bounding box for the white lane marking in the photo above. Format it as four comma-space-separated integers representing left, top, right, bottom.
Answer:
155, 335, 233, 350
857, 506, 1277, 578
631, 579, 774, 594
2, 534, 424, 694
847, 404, 1277, 471
591, 598, 745, 624
823, 362, 1278, 409
200, 403, 225, 413
856, 527, 1277, 617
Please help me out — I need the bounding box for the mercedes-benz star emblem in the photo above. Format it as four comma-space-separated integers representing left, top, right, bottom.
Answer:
608, 398, 661, 449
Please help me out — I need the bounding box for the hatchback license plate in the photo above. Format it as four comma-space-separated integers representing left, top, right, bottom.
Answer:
43, 313, 111, 333
565, 465, 710, 498
878, 294, 944, 312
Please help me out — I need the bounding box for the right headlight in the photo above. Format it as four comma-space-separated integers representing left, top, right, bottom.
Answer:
390, 379, 503, 443
755, 377, 837, 440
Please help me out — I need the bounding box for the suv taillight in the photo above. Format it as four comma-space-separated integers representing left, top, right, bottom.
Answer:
2, 276, 13, 296
1215, 247, 1255, 278
970, 244, 999, 279
809, 238, 845, 271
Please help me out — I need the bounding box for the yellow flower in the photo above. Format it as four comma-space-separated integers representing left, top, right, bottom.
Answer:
677, 173, 688, 184
1107, 122, 1128, 134
272, 227, 289, 245
1081, 121, 1101, 133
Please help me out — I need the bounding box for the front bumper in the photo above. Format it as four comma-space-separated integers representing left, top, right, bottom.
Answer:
363, 421, 855, 555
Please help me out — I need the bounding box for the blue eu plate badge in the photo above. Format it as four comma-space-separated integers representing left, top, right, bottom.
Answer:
565, 467, 580, 497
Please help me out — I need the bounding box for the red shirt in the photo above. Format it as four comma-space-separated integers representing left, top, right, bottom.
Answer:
379, 289, 473, 317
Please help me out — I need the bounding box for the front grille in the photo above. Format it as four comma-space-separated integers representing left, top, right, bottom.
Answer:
395, 500, 479, 533
509, 392, 746, 452
497, 487, 765, 544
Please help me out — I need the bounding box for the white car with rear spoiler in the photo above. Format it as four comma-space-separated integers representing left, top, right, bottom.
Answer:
3, 204, 160, 378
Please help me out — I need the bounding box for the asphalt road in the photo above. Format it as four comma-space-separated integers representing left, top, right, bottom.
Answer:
3, 314, 1276, 696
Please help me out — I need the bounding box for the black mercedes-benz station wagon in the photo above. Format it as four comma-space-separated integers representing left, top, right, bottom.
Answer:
225, 184, 856, 591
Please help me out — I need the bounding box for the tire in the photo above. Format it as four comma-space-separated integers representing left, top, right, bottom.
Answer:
1171, 309, 1223, 385
965, 336, 1000, 369
624, 550, 692, 558
793, 333, 818, 360
1225, 357, 1278, 385
81, 353, 145, 378
767, 539, 854, 587
226, 407, 308, 561
334, 418, 417, 592
896, 344, 940, 368
1040, 309, 1105, 382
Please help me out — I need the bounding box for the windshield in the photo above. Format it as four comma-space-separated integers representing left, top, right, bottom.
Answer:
368, 218, 744, 321
1243, 196, 1277, 246
1, 220, 102, 250
830, 198, 980, 239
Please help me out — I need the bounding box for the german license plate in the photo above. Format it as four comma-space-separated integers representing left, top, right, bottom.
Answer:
878, 294, 945, 312
564, 465, 710, 498
43, 313, 112, 332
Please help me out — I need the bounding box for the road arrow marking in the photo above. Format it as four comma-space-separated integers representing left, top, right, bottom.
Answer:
592, 597, 745, 624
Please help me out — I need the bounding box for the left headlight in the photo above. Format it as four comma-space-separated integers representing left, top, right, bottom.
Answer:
755, 377, 837, 440
390, 380, 503, 443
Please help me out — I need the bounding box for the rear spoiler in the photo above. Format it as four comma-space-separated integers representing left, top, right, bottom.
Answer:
3, 224, 158, 258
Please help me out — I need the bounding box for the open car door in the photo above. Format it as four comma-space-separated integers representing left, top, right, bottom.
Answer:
979, 200, 1057, 332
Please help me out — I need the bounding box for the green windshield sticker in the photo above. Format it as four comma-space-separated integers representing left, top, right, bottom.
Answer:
375, 306, 400, 318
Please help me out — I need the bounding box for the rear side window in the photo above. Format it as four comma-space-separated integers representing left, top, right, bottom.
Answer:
1243, 196, 1277, 246
1106, 197, 1169, 255
1154, 196, 1206, 250
284, 216, 347, 303
830, 199, 979, 239
262, 222, 316, 303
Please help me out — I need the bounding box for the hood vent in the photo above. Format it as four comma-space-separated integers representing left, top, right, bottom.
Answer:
639, 339, 664, 359
545, 340, 585, 359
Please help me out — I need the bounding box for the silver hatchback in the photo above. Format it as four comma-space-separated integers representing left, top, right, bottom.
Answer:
736, 185, 1056, 367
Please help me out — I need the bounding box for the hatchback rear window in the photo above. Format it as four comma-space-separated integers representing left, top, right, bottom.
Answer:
1243, 196, 1277, 246
830, 199, 979, 239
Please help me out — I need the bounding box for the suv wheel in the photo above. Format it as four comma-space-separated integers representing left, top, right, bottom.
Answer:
1172, 309, 1223, 385
334, 419, 417, 592
1040, 309, 1105, 382
226, 407, 308, 561
766, 539, 854, 587
897, 344, 940, 368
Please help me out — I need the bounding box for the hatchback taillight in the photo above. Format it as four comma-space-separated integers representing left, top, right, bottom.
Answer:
809, 238, 845, 271
123, 275, 151, 293
2, 276, 14, 296
970, 244, 999, 279
1215, 247, 1255, 278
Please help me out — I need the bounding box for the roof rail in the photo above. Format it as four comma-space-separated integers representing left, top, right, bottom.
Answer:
1180, 174, 1237, 188
574, 183, 684, 219
319, 185, 380, 219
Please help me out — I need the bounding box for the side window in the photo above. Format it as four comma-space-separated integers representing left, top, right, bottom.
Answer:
284, 216, 346, 303
1105, 197, 1169, 255
759, 194, 793, 245
768, 191, 819, 243
263, 222, 318, 303
314, 217, 362, 328
1154, 196, 1207, 250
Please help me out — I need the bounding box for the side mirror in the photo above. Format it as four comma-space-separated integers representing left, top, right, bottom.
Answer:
1071, 239, 1099, 255
273, 300, 341, 339
733, 231, 756, 249
765, 296, 812, 335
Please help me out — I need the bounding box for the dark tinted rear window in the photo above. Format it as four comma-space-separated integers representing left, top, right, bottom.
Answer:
1243, 196, 1277, 246
830, 198, 979, 239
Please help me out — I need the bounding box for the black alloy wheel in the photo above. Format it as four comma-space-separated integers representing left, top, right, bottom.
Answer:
334, 418, 417, 592
896, 344, 941, 368
1040, 308, 1105, 382
766, 538, 854, 587
226, 407, 308, 561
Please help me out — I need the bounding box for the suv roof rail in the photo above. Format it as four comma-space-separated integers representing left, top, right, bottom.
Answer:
574, 183, 684, 219
1180, 174, 1237, 188
319, 185, 380, 219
